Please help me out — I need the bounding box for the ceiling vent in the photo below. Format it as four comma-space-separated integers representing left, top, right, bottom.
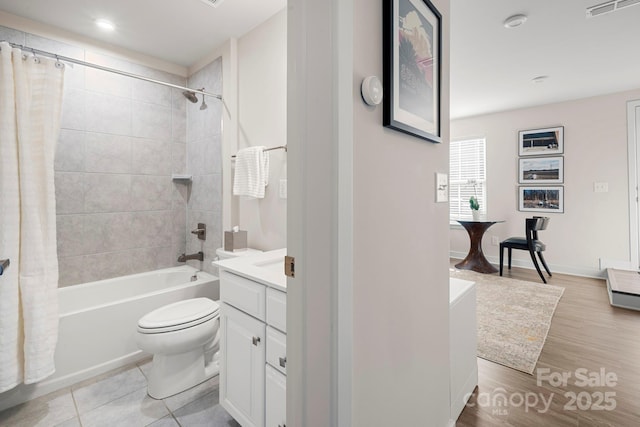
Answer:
586, 0, 640, 18
200, 0, 225, 7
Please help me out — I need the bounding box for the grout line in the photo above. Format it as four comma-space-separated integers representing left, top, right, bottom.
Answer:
69, 387, 83, 426
172, 413, 184, 427
165, 404, 177, 426
158, 397, 183, 427
137, 360, 180, 427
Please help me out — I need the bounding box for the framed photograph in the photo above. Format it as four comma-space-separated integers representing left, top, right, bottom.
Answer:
519, 186, 564, 213
518, 156, 564, 184
518, 126, 564, 156
383, 0, 442, 143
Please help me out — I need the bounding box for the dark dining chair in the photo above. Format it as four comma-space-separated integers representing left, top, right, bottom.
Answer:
499, 216, 552, 283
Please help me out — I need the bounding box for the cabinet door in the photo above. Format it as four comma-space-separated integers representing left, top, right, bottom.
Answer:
265, 364, 286, 427
220, 303, 266, 427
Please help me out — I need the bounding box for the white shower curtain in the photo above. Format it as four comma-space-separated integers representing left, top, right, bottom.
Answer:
0, 42, 65, 393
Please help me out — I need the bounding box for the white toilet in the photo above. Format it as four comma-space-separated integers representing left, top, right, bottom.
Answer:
136, 247, 262, 399
136, 297, 221, 399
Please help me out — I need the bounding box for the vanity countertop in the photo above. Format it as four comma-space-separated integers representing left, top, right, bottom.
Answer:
213, 248, 287, 292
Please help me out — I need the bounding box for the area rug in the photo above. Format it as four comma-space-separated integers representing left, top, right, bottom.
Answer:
450, 269, 565, 375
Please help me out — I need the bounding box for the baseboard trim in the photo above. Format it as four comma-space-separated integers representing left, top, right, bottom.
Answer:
450, 251, 604, 279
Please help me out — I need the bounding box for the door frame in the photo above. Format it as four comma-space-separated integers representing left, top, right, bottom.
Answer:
286, 0, 354, 426
627, 99, 640, 270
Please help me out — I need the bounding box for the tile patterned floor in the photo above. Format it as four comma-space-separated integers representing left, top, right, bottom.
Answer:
0, 359, 240, 427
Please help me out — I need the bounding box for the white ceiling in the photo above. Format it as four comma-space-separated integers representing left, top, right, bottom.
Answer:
0, 0, 286, 68
0, 0, 639, 119
451, 0, 640, 118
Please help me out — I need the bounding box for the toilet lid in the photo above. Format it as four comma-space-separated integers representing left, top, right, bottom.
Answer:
138, 298, 219, 333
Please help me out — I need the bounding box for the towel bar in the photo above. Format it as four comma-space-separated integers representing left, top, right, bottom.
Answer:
0, 258, 9, 275
231, 145, 287, 158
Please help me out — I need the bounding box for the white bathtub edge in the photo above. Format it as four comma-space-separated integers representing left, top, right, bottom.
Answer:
0, 350, 148, 412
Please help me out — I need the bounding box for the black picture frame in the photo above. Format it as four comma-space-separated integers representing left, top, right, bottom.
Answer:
383, 0, 442, 143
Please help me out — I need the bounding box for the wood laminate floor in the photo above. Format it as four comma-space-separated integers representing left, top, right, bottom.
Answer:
453, 261, 640, 427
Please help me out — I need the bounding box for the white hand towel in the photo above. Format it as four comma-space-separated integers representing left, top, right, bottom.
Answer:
233, 146, 270, 198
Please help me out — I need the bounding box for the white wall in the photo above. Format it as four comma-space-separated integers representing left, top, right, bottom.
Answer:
287, 0, 451, 423
451, 88, 640, 277
236, 9, 287, 250
352, 0, 452, 425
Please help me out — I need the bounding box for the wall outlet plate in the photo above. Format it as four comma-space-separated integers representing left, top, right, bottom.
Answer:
594, 182, 609, 193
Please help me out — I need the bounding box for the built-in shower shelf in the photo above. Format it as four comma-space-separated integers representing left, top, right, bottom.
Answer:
172, 174, 193, 183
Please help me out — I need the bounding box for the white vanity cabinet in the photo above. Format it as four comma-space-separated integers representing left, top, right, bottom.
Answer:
216, 252, 287, 427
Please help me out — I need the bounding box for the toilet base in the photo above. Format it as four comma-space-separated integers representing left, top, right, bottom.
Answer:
147, 350, 220, 399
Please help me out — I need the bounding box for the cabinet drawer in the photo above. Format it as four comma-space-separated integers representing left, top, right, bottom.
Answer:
220, 271, 266, 321
266, 326, 287, 375
266, 287, 286, 332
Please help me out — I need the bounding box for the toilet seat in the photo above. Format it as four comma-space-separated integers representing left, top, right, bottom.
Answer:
138, 298, 220, 334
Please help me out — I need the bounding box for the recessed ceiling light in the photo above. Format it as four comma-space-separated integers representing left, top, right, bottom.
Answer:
503, 14, 528, 28
532, 76, 549, 84
95, 19, 115, 31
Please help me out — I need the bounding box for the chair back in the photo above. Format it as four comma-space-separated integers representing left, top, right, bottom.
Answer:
526, 216, 549, 242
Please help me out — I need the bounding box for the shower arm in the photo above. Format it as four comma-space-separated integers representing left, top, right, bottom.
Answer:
0, 42, 223, 101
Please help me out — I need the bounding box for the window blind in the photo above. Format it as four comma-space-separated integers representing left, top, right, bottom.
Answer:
449, 138, 486, 221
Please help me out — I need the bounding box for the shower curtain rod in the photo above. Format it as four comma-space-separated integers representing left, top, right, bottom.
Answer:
2, 41, 223, 100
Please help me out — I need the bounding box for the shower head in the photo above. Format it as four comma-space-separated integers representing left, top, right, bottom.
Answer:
182, 91, 198, 103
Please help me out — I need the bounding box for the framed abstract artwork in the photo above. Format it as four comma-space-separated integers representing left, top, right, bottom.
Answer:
383, 0, 442, 143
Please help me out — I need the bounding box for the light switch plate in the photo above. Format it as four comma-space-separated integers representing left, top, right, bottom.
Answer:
436, 173, 448, 203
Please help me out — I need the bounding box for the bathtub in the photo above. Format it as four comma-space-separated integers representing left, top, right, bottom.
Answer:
0, 265, 219, 411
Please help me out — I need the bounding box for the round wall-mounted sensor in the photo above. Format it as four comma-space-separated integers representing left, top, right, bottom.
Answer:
361, 76, 383, 106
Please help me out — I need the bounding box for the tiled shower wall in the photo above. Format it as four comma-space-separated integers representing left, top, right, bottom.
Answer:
185, 59, 223, 275
0, 25, 223, 286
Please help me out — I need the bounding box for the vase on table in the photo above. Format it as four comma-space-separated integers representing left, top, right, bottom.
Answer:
472, 210, 480, 221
